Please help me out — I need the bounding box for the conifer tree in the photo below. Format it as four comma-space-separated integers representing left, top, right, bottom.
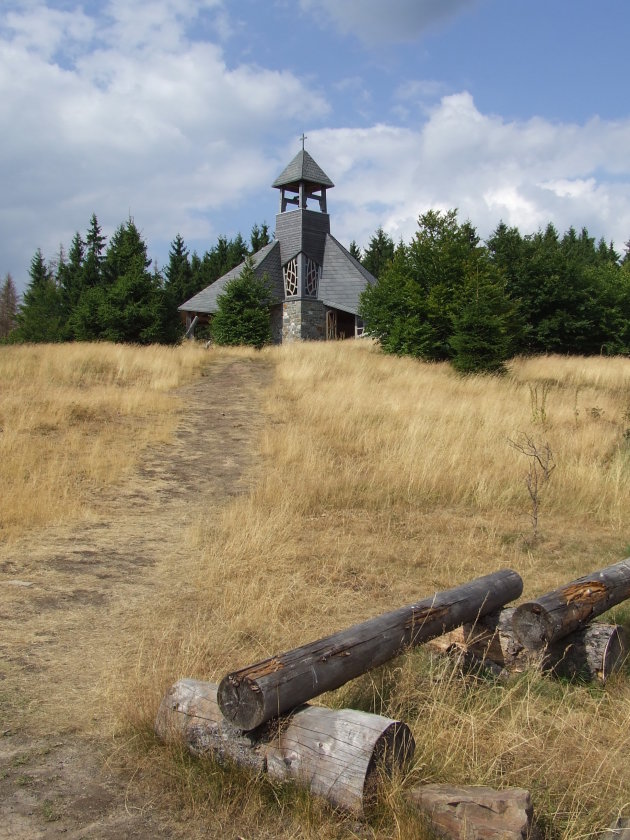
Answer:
15, 249, 63, 342
362, 226, 395, 280
250, 223, 270, 254
348, 240, 362, 261
211, 257, 272, 349
0, 273, 19, 339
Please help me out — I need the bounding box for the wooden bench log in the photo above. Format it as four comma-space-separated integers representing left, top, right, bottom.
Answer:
429, 608, 627, 684
155, 678, 415, 815
512, 559, 630, 650
218, 569, 523, 731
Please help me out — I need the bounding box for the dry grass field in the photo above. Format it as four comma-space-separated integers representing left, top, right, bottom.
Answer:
2, 340, 630, 838
0, 342, 207, 543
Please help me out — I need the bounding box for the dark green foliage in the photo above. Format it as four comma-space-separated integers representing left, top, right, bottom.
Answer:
250, 223, 270, 254
14, 250, 64, 342
97, 219, 162, 344
0, 273, 19, 340
161, 234, 193, 343
449, 260, 518, 374
348, 240, 362, 262
362, 226, 394, 280
82, 213, 106, 289
361, 210, 521, 373
487, 220, 627, 355
57, 232, 85, 336
211, 257, 273, 349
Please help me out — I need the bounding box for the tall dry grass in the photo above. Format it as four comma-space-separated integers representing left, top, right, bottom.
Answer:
0, 341, 206, 542
116, 341, 630, 839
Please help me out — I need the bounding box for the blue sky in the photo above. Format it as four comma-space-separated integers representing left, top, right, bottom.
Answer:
2, 0, 630, 294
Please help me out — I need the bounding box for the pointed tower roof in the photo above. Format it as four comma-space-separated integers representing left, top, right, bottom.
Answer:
272, 150, 334, 191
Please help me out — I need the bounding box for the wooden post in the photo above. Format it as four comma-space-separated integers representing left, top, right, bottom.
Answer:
429, 608, 627, 684
155, 679, 415, 814
218, 569, 523, 731
512, 559, 630, 650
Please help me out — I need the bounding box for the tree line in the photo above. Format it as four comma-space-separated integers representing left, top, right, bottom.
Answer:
357, 211, 630, 373
3, 208, 630, 371
1, 214, 269, 344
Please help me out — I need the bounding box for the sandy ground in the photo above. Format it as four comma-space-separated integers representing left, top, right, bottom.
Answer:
0, 354, 271, 839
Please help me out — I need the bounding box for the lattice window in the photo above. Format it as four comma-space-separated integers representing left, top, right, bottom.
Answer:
283, 258, 298, 297
305, 257, 320, 297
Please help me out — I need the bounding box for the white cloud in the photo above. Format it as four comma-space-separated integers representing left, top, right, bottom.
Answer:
0, 1, 329, 287
306, 93, 630, 252
299, 0, 479, 44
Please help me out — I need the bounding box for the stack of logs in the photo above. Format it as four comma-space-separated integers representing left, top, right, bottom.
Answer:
155, 560, 630, 824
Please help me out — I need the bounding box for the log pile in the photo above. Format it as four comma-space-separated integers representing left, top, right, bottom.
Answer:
429, 607, 627, 684
155, 560, 630, 818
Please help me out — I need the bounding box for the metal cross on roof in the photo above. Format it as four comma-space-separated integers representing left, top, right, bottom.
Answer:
300, 132, 307, 150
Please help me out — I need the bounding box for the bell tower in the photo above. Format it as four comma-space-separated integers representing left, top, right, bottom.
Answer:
272, 140, 334, 340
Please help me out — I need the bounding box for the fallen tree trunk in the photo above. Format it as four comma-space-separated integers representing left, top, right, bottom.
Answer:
155, 678, 414, 814
218, 569, 523, 731
429, 608, 627, 683
512, 559, 630, 650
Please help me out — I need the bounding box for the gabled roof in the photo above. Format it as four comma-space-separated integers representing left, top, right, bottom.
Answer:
272, 150, 334, 190
178, 240, 283, 314
179, 234, 376, 317
318, 235, 376, 314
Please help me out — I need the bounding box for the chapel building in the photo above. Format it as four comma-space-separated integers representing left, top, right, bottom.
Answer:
178, 147, 376, 342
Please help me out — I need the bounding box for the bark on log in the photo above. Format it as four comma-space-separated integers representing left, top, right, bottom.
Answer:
512, 559, 630, 650
218, 569, 523, 731
155, 678, 415, 815
428, 608, 627, 684
407, 784, 539, 839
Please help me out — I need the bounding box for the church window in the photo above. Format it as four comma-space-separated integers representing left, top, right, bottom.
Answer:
305, 257, 321, 297
283, 258, 298, 297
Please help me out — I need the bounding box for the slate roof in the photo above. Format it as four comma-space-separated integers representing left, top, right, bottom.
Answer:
272, 150, 334, 190
178, 240, 283, 314
319, 235, 375, 314
179, 234, 375, 316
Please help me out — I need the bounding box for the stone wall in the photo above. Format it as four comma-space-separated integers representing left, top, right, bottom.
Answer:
282, 299, 326, 342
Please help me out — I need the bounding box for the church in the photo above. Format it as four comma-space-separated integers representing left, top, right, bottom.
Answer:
178, 146, 376, 343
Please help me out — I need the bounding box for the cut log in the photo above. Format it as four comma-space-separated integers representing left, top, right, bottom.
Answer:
428, 608, 526, 674
428, 608, 628, 684
601, 817, 630, 839
218, 569, 523, 731
512, 559, 630, 650
407, 783, 539, 839
155, 678, 415, 814
545, 622, 628, 683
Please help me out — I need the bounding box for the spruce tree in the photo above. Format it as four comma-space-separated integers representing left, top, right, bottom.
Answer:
162, 234, 193, 343
250, 223, 270, 254
0, 273, 19, 339
449, 259, 517, 374
348, 240, 362, 261
362, 226, 395, 280
211, 257, 273, 349
15, 249, 63, 342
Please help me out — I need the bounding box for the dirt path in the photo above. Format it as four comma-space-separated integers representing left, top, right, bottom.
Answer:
0, 354, 272, 839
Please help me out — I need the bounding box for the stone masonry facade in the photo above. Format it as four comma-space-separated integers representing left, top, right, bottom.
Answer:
282, 299, 326, 342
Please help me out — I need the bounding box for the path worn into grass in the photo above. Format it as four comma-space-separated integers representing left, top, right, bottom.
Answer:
0, 354, 271, 839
